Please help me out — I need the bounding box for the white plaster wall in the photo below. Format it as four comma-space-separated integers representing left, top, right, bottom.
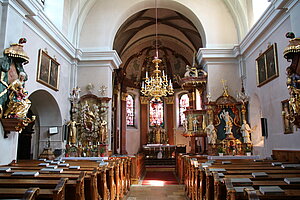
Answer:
0, 128, 19, 165
207, 62, 240, 99
22, 24, 71, 119
79, 0, 238, 50
243, 15, 300, 158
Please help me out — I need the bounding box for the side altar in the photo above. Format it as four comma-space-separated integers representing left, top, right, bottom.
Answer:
65, 88, 111, 157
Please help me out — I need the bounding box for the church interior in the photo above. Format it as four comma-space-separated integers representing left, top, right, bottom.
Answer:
0, 0, 300, 199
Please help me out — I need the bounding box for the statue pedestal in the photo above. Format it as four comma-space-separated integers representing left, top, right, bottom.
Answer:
0, 118, 25, 138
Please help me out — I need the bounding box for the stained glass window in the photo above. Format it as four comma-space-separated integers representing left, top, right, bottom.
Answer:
126, 94, 134, 126
179, 94, 189, 126
149, 98, 164, 126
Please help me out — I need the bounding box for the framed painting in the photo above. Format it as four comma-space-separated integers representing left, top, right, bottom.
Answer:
281, 99, 293, 134
37, 49, 60, 91
256, 43, 279, 87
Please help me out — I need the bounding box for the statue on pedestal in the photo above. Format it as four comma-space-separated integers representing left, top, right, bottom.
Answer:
220, 110, 233, 135
240, 120, 253, 144
206, 122, 217, 145
67, 120, 79, 144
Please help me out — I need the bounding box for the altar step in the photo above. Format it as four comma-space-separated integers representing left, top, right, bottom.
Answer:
145, 158, 176, 166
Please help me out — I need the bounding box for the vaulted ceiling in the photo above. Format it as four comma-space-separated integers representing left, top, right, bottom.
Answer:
113, 8, 202, 89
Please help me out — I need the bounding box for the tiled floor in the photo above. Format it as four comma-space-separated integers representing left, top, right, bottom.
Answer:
124, 185, 188, 200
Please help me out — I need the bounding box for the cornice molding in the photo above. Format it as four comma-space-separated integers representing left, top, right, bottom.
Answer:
197, 48, 238, 65
77, 49, 122, 70
239, 0, 298, 56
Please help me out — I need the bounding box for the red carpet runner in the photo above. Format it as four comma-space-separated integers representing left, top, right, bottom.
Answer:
142, 171, 178, 185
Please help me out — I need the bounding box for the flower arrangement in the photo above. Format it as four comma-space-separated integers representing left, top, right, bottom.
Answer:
218, 146, 225, 153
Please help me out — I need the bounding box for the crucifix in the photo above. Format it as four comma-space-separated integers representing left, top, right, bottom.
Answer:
221, 79, 229, 97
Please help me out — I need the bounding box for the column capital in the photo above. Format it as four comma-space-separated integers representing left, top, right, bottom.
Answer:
164, 96, 174, 104
121, 92, 128, 101
140, 96, 150, 104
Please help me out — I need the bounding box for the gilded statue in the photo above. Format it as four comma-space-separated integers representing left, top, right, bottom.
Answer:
67, 120, 79, 144
4, 72, 31, 119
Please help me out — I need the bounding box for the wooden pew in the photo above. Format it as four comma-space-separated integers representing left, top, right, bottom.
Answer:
0, 178, 67, 200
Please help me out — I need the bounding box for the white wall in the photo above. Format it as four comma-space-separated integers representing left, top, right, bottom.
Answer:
242, 0, 300, 158
78, 0, 238, 50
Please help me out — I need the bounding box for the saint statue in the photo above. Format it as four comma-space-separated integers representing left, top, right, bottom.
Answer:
240, 120, 253, 143
4, 72, 31, 119
193, 117, 200, 132
206, 122, 217, 145
67, 120, 79, 144
220, 110, 233, 134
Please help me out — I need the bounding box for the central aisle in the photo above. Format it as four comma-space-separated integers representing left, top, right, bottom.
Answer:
124, 167, 188, 200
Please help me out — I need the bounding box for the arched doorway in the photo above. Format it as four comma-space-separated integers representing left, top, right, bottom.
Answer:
18, 90, 63, 159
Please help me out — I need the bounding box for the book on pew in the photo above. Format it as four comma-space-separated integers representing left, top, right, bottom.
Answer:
234, 186, 255, 193
0, 167, 11, 172
259, 186, 284, 195
46, 165, 58, 169
45, 160, 53, 163
58, 163, 70, 167
201, 163, 212, 167
209, 168, 226, 172
51, 161, 60, 165
254, 159, 263, 162
218, 173, 225, 178
231, 178, 252, 185
99, 162, 108, 167
222, 161, 232, 165
38, 158, 46, 161
281, 164, 300, 168
207, 160, 215, 164
252, 172, 268, 177
40, 168, 64, 173
284, 177, 300, 184
69, 166, 80, 169
12, 171, 39, 177
38, 163, 49, 167
271, 162, 282, 166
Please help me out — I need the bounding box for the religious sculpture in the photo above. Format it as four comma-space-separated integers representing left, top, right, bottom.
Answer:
220, 109, 233, 134
4, 72, 31, 119
193, 117, 200, 132
67, 120, 79, 144
240, 120, 253, 144
206, 122, 217, 145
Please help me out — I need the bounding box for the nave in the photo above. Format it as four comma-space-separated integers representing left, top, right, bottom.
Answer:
0, 150, 300, 200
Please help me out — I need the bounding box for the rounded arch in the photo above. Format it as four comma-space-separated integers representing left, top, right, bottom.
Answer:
112, 0, 207, 48
29, 89, 62, 126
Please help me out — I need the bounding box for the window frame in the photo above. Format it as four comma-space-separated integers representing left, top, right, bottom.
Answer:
126, 94, 135, 127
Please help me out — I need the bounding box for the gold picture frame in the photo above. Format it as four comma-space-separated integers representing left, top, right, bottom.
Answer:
37, 49, 60, 91
256, 43, 279, 87
281, 99, 293, 134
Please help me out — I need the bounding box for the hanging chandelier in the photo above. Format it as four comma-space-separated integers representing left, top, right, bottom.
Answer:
140, 0, 174, 99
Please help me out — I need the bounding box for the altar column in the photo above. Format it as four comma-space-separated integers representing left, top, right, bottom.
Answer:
120, 92, 128, 154
165, 97, 174, 145
140, 97, 149, 148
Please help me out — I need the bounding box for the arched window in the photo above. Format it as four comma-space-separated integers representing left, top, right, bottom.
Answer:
179, 93, 189, 126
126, 94, 135, 126
149, 98, 164, 127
